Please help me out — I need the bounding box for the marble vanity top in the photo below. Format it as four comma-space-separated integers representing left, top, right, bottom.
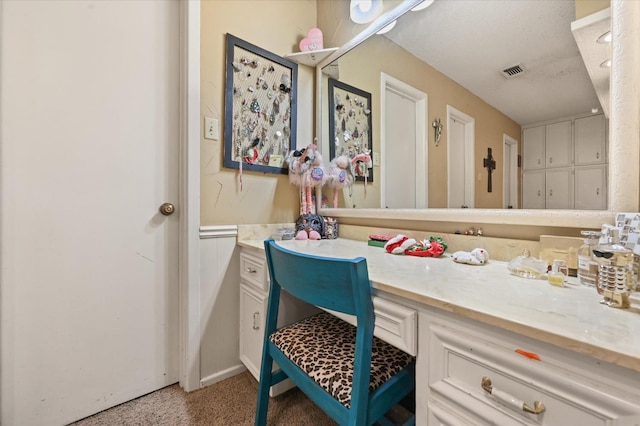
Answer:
238, 237, 640, 373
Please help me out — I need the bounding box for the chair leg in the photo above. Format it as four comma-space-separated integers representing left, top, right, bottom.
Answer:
254, 356, 273, 426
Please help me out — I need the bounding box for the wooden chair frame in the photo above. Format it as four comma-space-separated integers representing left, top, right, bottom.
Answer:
255, 239, 415, 425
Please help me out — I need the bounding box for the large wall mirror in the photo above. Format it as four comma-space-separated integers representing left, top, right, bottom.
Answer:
316, 0, 639, 232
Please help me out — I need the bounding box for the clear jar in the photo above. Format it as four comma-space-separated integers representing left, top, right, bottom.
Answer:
577, 230, 600, 287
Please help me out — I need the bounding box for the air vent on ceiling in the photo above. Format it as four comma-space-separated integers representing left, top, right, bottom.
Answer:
501, 64, 526, 79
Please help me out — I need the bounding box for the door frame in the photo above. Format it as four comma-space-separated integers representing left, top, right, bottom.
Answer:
380, 73, 427, 208
503, 134, 519, 209
446, 105, 475, 208
180, 1, 202, 392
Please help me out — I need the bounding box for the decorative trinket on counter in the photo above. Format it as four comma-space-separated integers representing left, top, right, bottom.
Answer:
507, 250, 549, 279
452, 248, 489, 265
593, 226, 634, 308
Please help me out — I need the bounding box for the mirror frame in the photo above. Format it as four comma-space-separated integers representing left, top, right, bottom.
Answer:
316, 0, 639, 232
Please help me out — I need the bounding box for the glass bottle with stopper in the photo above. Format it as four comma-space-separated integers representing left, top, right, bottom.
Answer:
577, 230, 600, 287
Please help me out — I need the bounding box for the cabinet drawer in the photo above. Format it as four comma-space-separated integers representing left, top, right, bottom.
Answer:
324, 296, 417, 356
425, 320, 640, 425
240, 251, 268, 291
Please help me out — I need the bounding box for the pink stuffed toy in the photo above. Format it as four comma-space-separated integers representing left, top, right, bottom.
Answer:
326, 155, 353, 208
286, 144, 326, 215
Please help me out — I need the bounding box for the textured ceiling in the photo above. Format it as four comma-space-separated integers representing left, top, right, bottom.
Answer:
383, 0, 605, 126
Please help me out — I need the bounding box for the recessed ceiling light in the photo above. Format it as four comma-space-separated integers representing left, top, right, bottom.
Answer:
597, 31, 612, 44
600, 58, 612, 68
592, 108, 599, 113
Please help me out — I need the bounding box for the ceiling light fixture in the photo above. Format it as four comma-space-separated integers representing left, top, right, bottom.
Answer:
596, 31, 612, 44
411, 0, 435, 12
349, 0, 384, 24
600, 58, 611, 68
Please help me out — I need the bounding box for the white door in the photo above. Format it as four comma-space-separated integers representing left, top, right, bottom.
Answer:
503, 135, 519, 209
381, 74, 427, 209
447, 106, 475, 208
0, 2, 180, 425
386, 90, 416, 208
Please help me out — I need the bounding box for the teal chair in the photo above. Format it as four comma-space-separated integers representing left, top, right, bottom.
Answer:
255, 239, 415, 426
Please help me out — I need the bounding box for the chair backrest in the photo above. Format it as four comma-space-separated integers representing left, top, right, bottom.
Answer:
263, 239, 373, 319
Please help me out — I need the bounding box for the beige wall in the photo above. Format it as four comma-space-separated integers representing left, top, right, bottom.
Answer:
575, 0, 610, 19
318, 3, 520, 209
200, 1, 317, 226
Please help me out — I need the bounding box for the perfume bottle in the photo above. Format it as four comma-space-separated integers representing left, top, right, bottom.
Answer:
548, 259, 568, 287
593, 227, 634, 308
577, 230, 600, 287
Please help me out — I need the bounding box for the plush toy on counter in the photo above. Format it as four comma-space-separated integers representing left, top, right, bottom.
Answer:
384, 234, 417, 254
452, 248, 489, 265
384, 234, 448, 257
286, 143, 326, 215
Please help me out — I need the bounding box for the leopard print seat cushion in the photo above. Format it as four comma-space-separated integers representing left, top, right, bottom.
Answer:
269, 312, 415, 408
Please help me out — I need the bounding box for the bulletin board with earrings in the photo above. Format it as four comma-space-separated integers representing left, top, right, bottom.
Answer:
328, 78, 373, 182
223, 34, 298, 174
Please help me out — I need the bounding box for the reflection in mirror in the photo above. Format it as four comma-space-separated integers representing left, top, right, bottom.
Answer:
318, 0, 610, 212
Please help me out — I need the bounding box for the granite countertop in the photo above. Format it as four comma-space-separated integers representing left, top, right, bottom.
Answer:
239, 237, 640, 373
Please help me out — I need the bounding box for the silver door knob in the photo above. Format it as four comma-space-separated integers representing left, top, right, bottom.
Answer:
159, 202, 175, 216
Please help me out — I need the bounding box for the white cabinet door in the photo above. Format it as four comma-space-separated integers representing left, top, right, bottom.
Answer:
575, 165, 607, 210
545, 120, 572, 168
522, 126, 545, 170
522, 170, 545, 209
239, 284, 267, 380
575, 115, 606, 165
546, 168, 574, 209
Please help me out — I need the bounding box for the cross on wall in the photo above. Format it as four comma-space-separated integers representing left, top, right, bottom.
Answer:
483, 147, 496, 193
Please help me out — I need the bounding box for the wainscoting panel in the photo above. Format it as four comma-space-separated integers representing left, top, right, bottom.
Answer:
199, 226, 247, 387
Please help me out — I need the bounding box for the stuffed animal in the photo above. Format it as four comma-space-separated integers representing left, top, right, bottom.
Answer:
326, 155, 353, 208
452, 248, 489, 265
384, 235, 417, 254
286, 144, 326, 214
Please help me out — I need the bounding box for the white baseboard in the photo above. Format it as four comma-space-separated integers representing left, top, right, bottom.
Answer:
199, 364, 247, 388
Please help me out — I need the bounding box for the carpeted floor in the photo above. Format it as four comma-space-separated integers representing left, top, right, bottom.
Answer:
71, 371, 337, 425
71, 370, 413, 425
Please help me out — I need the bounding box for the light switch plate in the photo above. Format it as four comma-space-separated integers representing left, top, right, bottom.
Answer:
204, 117, 219, 140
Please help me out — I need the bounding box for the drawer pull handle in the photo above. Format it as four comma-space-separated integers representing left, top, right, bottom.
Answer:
481, 377, 545, 415
252, 312, 260, 330
246, 266, 257, 274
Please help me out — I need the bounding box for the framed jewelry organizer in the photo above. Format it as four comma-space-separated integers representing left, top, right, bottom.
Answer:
223, 34, 298, 174
328, 78, 373, 182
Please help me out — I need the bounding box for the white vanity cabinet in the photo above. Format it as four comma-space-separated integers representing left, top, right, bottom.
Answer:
238, 246, 418, 395
238, 248, 320, 396
417, 309, 640, 426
